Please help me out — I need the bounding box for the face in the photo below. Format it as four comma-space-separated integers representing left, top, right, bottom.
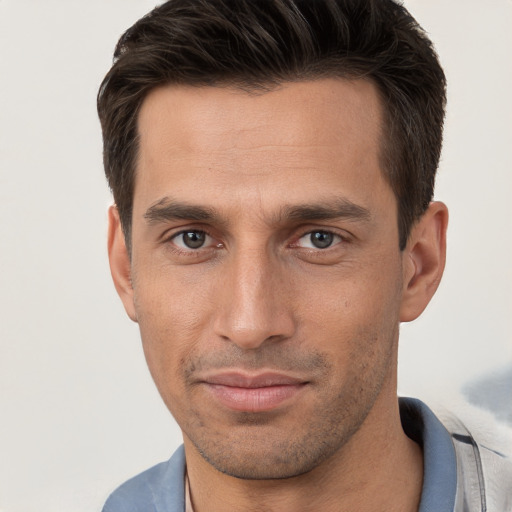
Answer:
114, 79, 413, 479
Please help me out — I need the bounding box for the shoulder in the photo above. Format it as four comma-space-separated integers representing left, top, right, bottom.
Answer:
400, 396, 512, 510
102, 445, 186, 512
431, 400, 512, 511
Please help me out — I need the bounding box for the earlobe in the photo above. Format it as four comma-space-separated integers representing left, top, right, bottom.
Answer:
107, 205, 138, 322
399, 201, 448, 322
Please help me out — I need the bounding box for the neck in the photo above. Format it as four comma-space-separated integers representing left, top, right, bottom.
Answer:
184, 393, 423, 512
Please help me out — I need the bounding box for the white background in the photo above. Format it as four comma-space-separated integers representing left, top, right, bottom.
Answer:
0, 1, 511, 511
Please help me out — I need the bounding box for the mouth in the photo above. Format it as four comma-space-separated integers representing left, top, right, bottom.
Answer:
200, 372, 309, 413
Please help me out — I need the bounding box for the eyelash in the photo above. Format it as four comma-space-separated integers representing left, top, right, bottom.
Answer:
291, 229, 348, 250
161, 226, 351, 259
164, 229, 221, 255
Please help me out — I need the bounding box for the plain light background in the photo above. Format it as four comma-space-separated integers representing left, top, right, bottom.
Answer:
0, 1, 511, 511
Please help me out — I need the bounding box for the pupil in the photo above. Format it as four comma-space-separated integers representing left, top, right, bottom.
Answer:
311, 231, 333, 249
184, 231, 205, 249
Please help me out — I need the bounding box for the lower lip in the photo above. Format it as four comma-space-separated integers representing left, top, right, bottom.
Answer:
205, 383, 305, 412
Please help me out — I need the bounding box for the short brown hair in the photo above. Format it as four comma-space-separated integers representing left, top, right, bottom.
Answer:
98, 0, 446, 250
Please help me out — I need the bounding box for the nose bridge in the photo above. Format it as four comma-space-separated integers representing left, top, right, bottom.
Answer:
213, 241, 294, 349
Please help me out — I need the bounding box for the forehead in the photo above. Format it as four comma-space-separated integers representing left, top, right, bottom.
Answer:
134, 79, 390, 219
137, 78, 383, 159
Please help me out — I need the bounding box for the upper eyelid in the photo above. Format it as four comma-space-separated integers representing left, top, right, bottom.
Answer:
299, 227, 345, 236
160, 225, 213, 242
170, 228, 214, 243
298, 229, 343, 238
166, 229, 219, 254
293, 230, 345, 247
294, 227, 351, 241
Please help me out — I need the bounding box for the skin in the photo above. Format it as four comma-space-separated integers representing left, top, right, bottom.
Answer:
108, 79, 448, 511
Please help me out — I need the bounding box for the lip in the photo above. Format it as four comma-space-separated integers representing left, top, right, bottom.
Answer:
201, 372, 308, 412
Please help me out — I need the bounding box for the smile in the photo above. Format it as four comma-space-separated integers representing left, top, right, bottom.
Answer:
201, 372, 308, 413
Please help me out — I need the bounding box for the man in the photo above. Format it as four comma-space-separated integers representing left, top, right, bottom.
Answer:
97, 0, 511, 510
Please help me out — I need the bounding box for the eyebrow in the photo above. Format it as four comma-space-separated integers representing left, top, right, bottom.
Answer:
144, 197, 219, 224
143, 196, 372, 226
280, 200, 372, 224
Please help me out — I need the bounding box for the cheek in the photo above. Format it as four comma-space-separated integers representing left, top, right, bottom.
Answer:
134, 260, 216, 335
132, 269, 215, 401
298, 256, 403, 358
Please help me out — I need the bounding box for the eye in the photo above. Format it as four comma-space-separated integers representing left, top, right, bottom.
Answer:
172, 230, 213, 250
296, 230, 342, 249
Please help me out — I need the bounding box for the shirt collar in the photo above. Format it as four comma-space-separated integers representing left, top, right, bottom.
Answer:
400, 397, 457, 512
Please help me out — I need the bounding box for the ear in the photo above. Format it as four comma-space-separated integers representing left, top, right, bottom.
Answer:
107, 205, 138, 322
399, 201, 448, 322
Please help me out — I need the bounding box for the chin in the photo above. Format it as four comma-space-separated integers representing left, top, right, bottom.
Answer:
185, 411, 364, 481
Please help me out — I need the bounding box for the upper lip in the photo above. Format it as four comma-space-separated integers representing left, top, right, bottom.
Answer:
201, 372, 307, 388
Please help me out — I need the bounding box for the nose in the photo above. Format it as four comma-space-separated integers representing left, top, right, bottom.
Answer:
213, 246, 296, 350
